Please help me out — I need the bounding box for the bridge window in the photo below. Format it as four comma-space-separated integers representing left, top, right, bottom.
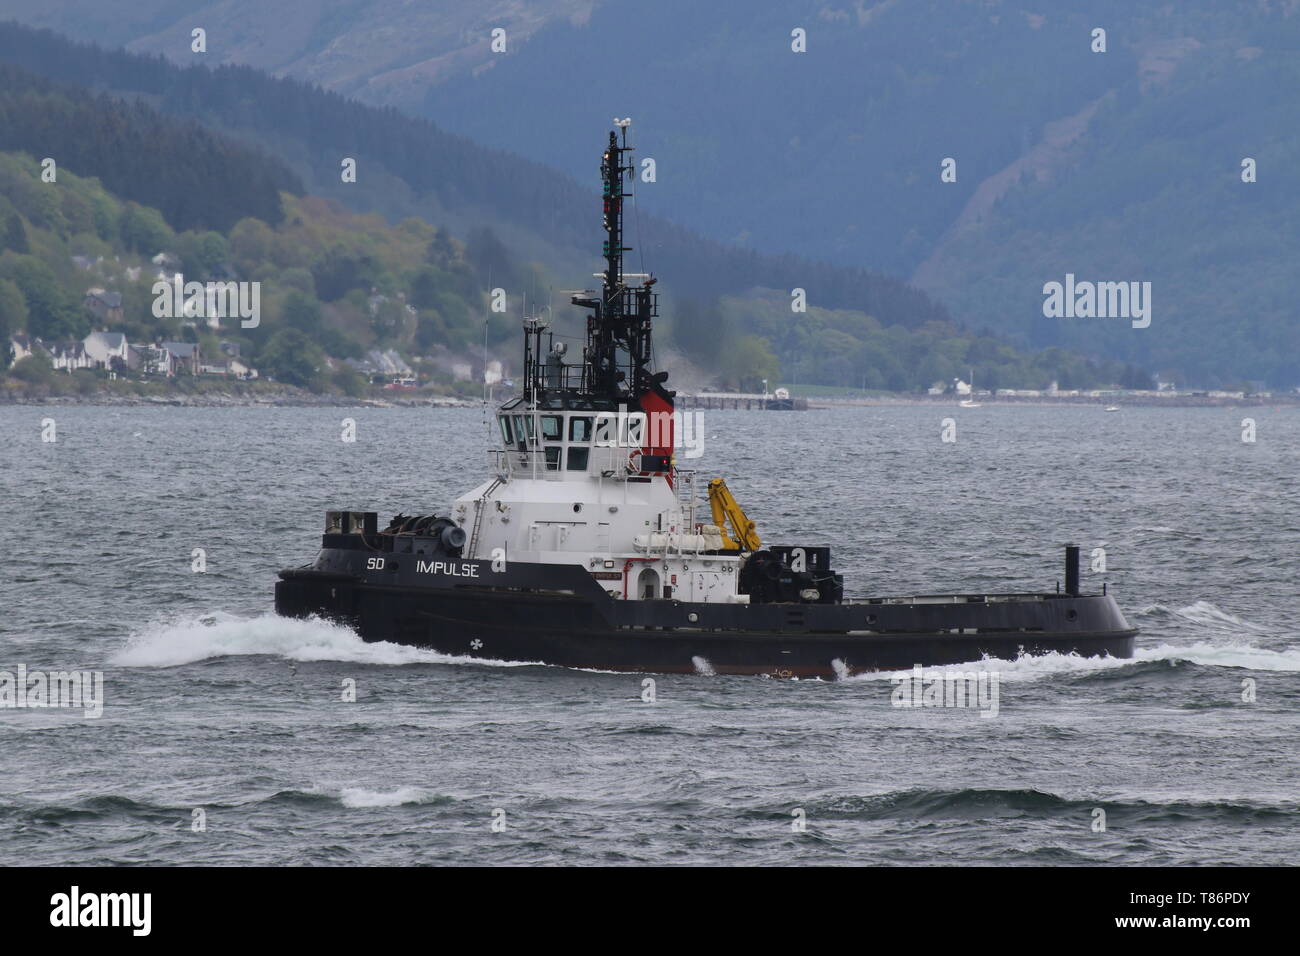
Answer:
569, 416, 594, 442
499, 416, 514, 446
566, 447, 590, 471
544, 446, 561, 470
513, 415, 534, 447
541, 415, 562, 441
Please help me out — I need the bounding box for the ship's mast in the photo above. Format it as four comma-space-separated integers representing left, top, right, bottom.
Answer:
568, 123, 664, 404
514, 125, 674, 472
602, 128, 629, 316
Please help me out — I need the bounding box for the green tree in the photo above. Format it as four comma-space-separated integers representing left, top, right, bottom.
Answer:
720, 335, 778, 392
281, 289, 323, 332
119, 202, 174, 254
0, 255, 84, 340
258, 328, 324, 389
279, 266, 316, 297
2, 212, 27, 254
0, 277, 29, 340
415, 310, 447, 351
410, 265, 442, 310
465, 226, 518, 288
426, 227, 456, 265
671, 296, 728, 366
312, 245, 380, 301
9, 351, 54, 384
175, 230, 229, 278
229, 218, 276, 276
331, 364, 368, 397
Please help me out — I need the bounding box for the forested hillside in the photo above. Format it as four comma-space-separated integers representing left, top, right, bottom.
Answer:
0, 65, 299, 233
0, 142, 1143, 396
0, 150, 524, 393
412, 0, 1300, 387
0, 20, 949, 333
0, 17, 1169, 392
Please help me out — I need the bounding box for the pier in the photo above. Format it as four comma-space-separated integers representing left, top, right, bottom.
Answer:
675, 392, 808, 410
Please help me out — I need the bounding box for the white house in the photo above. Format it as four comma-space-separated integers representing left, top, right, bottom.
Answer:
130, 344, 173, 377
7, 333, 50, 368
83, 330, 131, 370
49, 340, 94, 372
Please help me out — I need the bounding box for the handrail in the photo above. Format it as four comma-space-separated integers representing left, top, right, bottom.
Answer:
489, 448, 564, 480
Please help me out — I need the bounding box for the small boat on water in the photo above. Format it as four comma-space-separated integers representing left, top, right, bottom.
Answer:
274, 126, 1138, 677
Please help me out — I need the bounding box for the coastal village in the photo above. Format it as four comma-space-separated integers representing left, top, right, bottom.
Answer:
0, 253, 1282, 407
3, 251, 511, 395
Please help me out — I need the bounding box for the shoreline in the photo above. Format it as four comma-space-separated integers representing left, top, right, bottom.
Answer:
2, 390, 1294, 410
0, 391, 481, 408
808, 395, 1300, 409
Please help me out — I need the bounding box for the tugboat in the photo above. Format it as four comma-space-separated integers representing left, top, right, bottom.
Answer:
276, 126, 1138, 677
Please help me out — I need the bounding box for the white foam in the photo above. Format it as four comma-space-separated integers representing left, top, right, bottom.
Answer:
844, 650, 1128, 683
843, 641, 1300, 682
338, 786, 435, 808
1134, 641, 1300, 673
111, 612, 538, 669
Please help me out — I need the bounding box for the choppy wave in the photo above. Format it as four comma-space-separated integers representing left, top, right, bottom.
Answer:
799, 788, 1299, 823
0, 794, 177, 824
110, 612, 539, 669
0, 788, 453, 822
1137, 600, 1275, 637
6, 787, 1292, 829
262, 786, 454, 810
844, 641, 1300, 682
337, 787, 448, 808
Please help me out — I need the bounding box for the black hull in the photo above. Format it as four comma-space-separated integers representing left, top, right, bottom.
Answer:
276, 555, 1138, 678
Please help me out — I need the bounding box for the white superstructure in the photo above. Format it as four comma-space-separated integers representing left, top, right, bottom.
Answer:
452, 403, 743, 603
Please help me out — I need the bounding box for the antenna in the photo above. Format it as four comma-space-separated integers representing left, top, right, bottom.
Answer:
482, 267, 492, 438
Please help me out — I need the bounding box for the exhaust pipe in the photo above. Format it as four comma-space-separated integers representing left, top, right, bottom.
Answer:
1064, 544, 1080, 596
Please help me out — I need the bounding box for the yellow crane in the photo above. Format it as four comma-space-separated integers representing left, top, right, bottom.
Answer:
707, 477, 761, 552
